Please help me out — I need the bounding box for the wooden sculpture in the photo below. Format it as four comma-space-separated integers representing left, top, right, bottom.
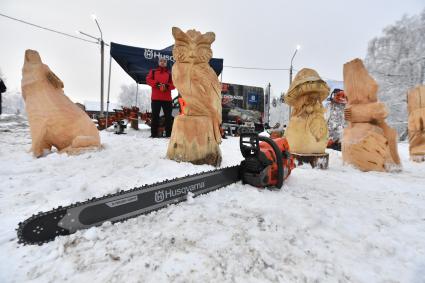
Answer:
166, 27, 222, 166
342, 58, 400, 171
21, 49, 101, 157
407, 85, 425, 162
284, 68, 330, 168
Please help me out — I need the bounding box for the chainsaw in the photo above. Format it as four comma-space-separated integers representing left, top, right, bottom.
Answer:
17, 133, 295, 245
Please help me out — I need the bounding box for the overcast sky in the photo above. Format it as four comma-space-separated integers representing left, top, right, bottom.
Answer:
1, 0, 424, 104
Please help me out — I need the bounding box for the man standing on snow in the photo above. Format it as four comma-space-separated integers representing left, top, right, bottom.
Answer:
0, 77, 6, 115
146, 57, 175, 137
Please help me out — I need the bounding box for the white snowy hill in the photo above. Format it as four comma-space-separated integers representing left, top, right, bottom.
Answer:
0, 114, 424, 283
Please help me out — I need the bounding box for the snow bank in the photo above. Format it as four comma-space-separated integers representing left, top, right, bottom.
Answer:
0, 116, 424, 282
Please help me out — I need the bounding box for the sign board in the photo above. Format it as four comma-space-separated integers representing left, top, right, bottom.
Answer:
221, 83, 264, 125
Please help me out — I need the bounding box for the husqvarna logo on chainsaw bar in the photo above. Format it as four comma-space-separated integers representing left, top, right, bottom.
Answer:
144, 49, 154, 59
154, 182, 205, 203
155, 190, 165, 203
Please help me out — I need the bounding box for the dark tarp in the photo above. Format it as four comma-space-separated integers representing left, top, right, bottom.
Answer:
110, 42, 223, 85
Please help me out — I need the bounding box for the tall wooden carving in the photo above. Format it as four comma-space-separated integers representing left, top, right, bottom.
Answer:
342, 58, 401, 171
166, 27, 222, 166
407, 85, 425, 162
21, 49, 101, 157
284, 68, 330, 168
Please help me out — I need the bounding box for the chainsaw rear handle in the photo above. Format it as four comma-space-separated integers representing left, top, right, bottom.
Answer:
258, 136, 284, 189
239, 133, 284, 189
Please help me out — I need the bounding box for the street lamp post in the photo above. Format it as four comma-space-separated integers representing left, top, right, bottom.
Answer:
288, 45, 300, 119
79, 14, 105, 117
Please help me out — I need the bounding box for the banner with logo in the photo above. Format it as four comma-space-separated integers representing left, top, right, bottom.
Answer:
110, 42, 224, 85
221, 83, 264, 124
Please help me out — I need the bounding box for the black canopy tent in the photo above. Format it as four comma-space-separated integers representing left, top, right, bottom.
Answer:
109, 42, 224, 85
105, 42, 224, 126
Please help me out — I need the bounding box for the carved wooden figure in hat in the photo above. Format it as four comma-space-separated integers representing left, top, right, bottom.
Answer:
166, 27, 222, 166
407, 85, 425, 162
342, 58, 401, 171
284, 68, 330, 155
21, 49, 101, 157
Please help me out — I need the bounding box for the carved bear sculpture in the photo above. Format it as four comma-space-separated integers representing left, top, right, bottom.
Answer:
342, 58, 400, 171
21, 49, 101, 157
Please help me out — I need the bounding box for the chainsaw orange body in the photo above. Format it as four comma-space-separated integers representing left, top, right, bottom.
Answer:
240, 133, 295, 189
259, 137, 295, 186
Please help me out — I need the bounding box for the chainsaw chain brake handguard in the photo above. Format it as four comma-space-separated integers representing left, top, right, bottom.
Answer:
239, 133, 284, 189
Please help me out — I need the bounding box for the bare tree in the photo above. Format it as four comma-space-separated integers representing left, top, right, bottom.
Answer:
269, 88, 290, 128
1, 90, 25, 115
118, 84, 152, 112
0, 67, 26, 115
365, 9, 425, 138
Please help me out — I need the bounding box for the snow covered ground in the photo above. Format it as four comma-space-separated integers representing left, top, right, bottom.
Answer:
0, 114, 425, 283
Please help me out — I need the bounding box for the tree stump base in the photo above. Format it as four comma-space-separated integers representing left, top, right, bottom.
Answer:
167, 115, 221, 166
291, 152, 329, 169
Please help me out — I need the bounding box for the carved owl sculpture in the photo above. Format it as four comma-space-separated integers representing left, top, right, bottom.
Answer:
171, 27, 222, 143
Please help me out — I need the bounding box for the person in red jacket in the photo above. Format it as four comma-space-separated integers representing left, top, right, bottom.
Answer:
146, 57, 175, 137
